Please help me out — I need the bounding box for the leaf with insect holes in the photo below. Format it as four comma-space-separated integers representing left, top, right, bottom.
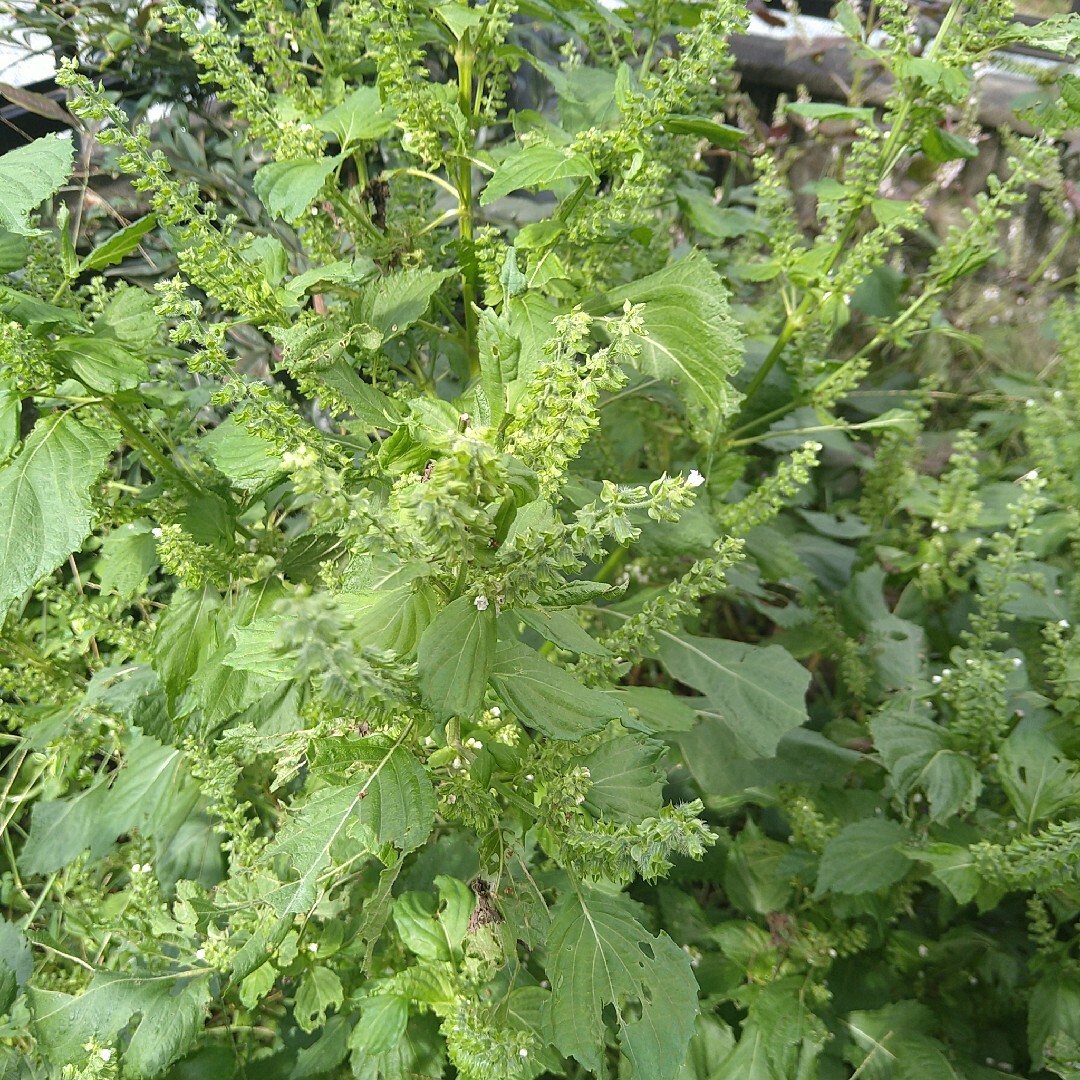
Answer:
546, 889, 698, 1079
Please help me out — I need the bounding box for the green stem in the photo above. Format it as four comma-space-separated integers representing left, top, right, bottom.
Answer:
455, 43, 480, 380
101, 401, 195, 493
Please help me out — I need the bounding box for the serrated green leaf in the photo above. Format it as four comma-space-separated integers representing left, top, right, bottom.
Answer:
1030, 972, 1080, 1069
293, 1014, 351, 1077
0, 412, 116, 611
656, 631, 809, 759
51, 334, 148, 393
350, 996, 409, 1055
999, 728, 1080, 831
342, 585, 438, 657
480, 143, 597, 206
393, 876, 475, 961
151, 585, 223, 707
0, 228, 28, 273
267, 745, 435, 915
350, 1012, 446, 1080
0, 135, 73, 236
18, 786, 104, 875
723, 822, 793, 915
28, 971, 211, 1076
814, 818, 910, 896
581, 735, 664, 821
514, 607, 611, 656
418, 595, 496, 720
871, 701, 981, 822
616, 686, 699, 734
80, 213, 156, 271
200, 416, 285, 493
490, 641, 626, 739
600, 251, 743, 432
0, 282, 86, 330
282, 256, 376, 303
295, 965, 344, 1033
96, 521, 158, 598
93, 286, 163, 350
546, 890, 698, 1079
921, 127, 979, 164
255, 155, 342, 221
316, 86, 395, 147
900, 843, 980, 905
356, 267, 454, 342
477, 308, 518, 427
0, 918, 31, 1012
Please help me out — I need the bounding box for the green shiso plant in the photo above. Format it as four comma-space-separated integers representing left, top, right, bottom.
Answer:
1, 0, 1080, 1077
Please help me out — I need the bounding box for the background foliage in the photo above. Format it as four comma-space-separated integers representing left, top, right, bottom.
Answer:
1, 1, 1080, 1077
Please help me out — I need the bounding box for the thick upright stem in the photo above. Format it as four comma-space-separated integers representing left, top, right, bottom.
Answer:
455, 44, 480, 380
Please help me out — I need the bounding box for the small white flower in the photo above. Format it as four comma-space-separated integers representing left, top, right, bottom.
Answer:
575, 794, 585, 805
99, 1049, 113, 1063
1059, 619, 1070, 629
490, 706, 501, 718
307, 942, 318, 953
474, 595, 489, 611
828, 948, 838, 958
151, 527, 163, 538
931, 675, 942, 684
918, 944, 929, 958
942, 668, 952, 676
525, 773, 534, 782
686, 469, 706, 488
195, 948, 206, 960
1013, 657, 1023, 667
519, 1048, 529, 1059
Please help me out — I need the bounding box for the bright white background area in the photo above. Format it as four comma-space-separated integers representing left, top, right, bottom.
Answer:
0, 5, 55, 87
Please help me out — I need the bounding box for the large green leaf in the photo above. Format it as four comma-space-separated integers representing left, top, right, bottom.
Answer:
546, 890, 698, 1079
656, 631, 809, 758
200, 417, 286, 493
814, 818, 910, 897
600, 251, 743, 432
19, 731, 200, 874
871, 700, 981, 823
151, 585, 223, 708
581, 735, 665, 820
480, 143, 597, 206
418, 596, 497, 720
254, 155, 342, 220
28, 971, 211, 1076
0, 412, 116, 610
489, 642, 626, 739
393, 875, 475, 961
0, 135, 73, 235
316, 87, 396, 147
355, 267, 453, 342
266, 744, 435, 916
51, 335, 148, 393
998, 727, 1080, 831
